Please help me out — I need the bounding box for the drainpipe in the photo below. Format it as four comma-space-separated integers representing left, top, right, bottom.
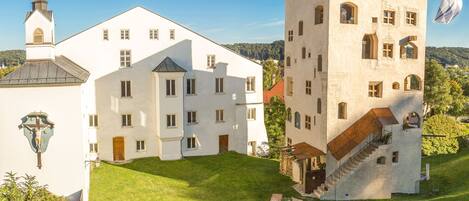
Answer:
180, 137, 184, 160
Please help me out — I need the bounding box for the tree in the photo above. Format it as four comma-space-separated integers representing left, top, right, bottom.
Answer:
448, 80, 467, 118
0, 66, 17, 79
422, 115, 467, 156
264, 96, 286, 159
0, 172, 66, 201
424, 60, 452, 116
263, 59, 282, 90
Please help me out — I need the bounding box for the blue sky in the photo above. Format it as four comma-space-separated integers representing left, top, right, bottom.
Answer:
0, 0, 468, 50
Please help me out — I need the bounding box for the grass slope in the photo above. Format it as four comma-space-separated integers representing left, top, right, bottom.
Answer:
90, 152, 297, 201
390, 148, 469, 201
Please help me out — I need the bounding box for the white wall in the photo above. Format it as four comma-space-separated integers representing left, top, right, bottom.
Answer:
0, 86, 87, 200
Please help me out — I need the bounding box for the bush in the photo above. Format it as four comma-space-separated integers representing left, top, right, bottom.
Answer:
0, 172, 66, 201
422, 115, 468, 156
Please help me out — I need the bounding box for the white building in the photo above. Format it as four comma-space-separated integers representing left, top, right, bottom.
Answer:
0, 0, 268, 200
281, 0, 426, 200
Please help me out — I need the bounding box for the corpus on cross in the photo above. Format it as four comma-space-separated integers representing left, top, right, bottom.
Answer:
22, 114, 52, 169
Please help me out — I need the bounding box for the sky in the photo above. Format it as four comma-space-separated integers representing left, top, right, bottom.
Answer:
0, 0, 468, 51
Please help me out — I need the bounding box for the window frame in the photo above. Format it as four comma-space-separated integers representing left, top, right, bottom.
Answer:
368, 81, 383, 98
120, 50, 132, 68
122, 114, 132, 127
170, 29, 176, 40
33, 28, 44, 44
305, 80, 312, 95
246, 77, 256, 92
89, 115, 99, 128
406, 11, 417, 26
187, 137, 197, 149
305, 115, 312, 130
166, 79, 177, 97
315, 6, 324, 24
215, 78, 224, 94
136, 140, 146, 152
186, 78, 196, 95
216, 109, 225, 123
383, 43, 394, 58
89, 143, 99, 153
187, 111, 198, 124
121, 81, 132, 98
166, 114, 177, 128
120, 29, 130, 40
149, 29, 159, 40
383, 10, 396, 25
103, 29, 109, 41
338, 102, 347, 119
207, 55, 216, 68
247, 108, 257, 121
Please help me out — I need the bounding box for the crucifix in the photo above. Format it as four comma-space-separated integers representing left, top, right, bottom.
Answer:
22, 114, 53, 169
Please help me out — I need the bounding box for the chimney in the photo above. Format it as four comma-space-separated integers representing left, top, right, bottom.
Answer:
32, 0, 48, 11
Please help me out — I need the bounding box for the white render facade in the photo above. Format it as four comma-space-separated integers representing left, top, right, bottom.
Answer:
54, 6, 268, 161
283, 0, 426, 200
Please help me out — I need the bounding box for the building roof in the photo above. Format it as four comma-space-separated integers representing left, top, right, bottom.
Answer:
290, 142, 325, 160
152, 57, 187, 73
327, 108, 399, 160
25, 10, 53, 22
263, 80, 284, 103
0, 56, 90, 87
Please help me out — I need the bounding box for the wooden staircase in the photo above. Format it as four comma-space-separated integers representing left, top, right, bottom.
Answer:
312, 143, 380, 198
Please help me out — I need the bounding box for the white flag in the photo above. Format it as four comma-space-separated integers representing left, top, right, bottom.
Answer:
435, 0, 463, 24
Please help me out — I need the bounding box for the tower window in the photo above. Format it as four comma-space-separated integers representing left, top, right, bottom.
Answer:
287, 77, 293, 96
406, 12, 417, 25
317, 98, 322, 114
392, 82, 400, 90
166, 79, 176, 96
298, 21, 304, 36
377, 156, 386, 165
362, 34, 378, 59
305, 115, 311, 130
305, 80, 312, 95
287, 108, 292, 122
338, 102, 347, 119
317, 55, 323, 72
383, 43, 394, 58
187, 79, 196, 95
400, 42, 418, 59
288, 30, 294, 42
383, 10, 396, 25
294, 112, 301, 129
33, 28, 44, 44
302, 47, 306, 59
404, 75, 422, 91
121, 81, 132, 98
340, 3, 358, 24
392, 152, 399, 163
368, 82, 383, 98
315, 6, 324, 24
286, 56, 291, 67
166, 114, 177, 128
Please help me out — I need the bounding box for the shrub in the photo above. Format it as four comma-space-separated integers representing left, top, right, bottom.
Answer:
0, 172, 66, 201
422, 115, 468, 156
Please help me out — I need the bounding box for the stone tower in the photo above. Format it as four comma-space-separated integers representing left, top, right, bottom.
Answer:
283, 0, 427, 199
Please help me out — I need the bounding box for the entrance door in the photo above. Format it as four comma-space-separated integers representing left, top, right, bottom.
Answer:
113, 137, 125, 161
219, 135, 229, 153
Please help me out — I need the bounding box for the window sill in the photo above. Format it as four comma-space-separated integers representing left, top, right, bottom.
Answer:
246, 91, 256, 94
119, 66, 133, 69
137, 150, 147, 153
167, 126, 178, 129
247, 119, 256, 121
216, 121, 225, 124
215, 93, 226, 95
187, 122, 199, 126
166, 95, 178, 98
186, 147, 200, 151
121, 96, 133, 99
122, 126, 133, 128
186, 94, 197, 96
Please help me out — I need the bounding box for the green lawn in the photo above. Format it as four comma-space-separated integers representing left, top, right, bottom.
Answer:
90, 149, 469, 201
389, 148, 469, 201
90, 152, 298, 201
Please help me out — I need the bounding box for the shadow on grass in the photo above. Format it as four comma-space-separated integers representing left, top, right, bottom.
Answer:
105, 152, 298, 201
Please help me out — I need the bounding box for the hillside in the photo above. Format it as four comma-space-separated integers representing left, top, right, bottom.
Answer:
2, 45, 469, 67
0, 50, 25, 66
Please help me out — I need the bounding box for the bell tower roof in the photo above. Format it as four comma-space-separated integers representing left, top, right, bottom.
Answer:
26, 0, 52, 22
32, 0, 48, 11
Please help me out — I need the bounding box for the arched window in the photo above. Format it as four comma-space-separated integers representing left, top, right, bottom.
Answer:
404, 75, 422, 91
33, 28, 44, 44
340, 3, 358, 24
287, 108, 292, 122
317, 98, 322, 114
315, 6, 324, 24
338, 102, 347, 119
362, 34, 378, 59
298, 21, 304, 36
377, 156, 386, 165
392, 82, 400, 90
286, 56, 291, 67
404, 112, 421, 129
294, 112, 301, 129
400, 42, 418, 59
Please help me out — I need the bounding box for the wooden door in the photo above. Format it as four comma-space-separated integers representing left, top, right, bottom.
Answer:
219, 135, 229, 154
113, 137, 125, 161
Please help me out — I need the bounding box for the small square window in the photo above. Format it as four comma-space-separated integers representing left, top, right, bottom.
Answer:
170, 29, 176, 40
383, 44, 394, 58
149, 29, 159, 40
207, 55, 216, 68
392, 152, 399, 163
406, 12, 417, 25
383, 10, 396, 25
368, 82, 383, 98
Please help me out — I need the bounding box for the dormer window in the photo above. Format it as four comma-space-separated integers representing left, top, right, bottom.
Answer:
33, 28, 44, 44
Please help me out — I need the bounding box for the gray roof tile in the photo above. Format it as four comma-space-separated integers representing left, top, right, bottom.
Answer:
0, 56, 90, 87
152, 57, 187, 73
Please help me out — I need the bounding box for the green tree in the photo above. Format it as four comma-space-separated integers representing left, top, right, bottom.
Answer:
263, 59, 282, 90
264, 96, 286, 159
0, 172, 66, 201
424, 60, 452, 116
448, 80, 467, 118
0, 66, 17, 79
422, 115, 468, 156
